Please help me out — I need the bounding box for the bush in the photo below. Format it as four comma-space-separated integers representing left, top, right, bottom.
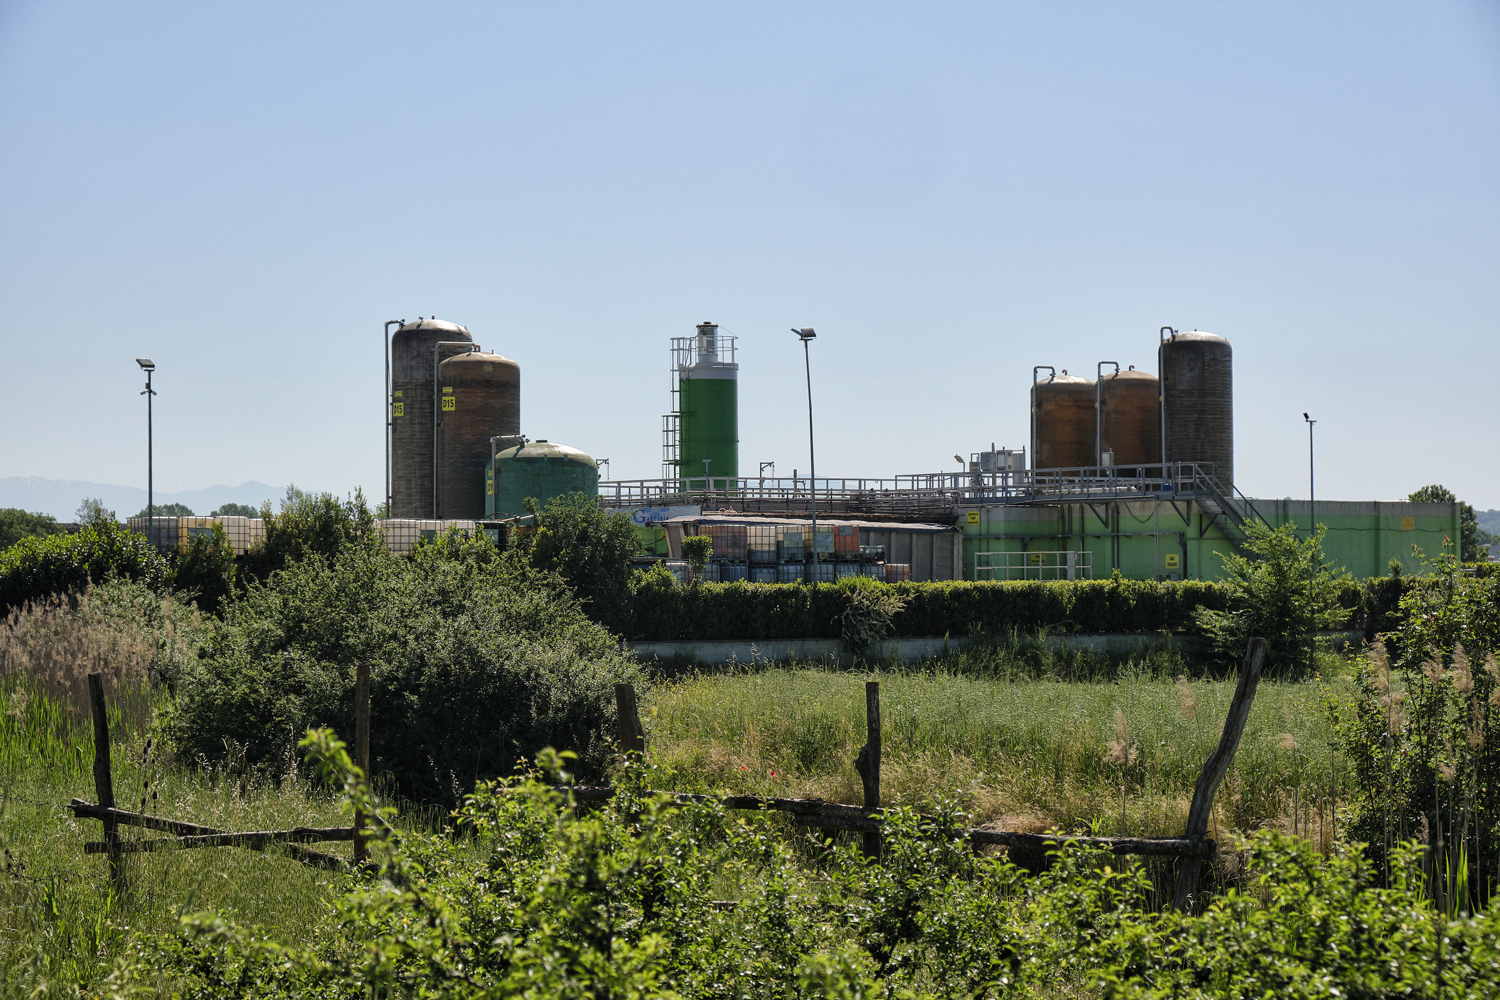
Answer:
166, 529, 642, 804
0, 520, 170, 614
1336, 543, 1500, 902
165, 522, 236, 615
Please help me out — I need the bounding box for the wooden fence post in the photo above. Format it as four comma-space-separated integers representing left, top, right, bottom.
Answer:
353, 661, 370, 866
853, 681, 881, 859
615, 683, 645, 756
87, 673, 123, 891
1173, 637, 1267, 912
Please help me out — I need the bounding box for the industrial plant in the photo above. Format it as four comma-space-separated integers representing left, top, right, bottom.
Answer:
129, 319, 1461, 584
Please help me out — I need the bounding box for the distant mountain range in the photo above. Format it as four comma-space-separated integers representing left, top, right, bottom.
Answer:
0, 477, 282, 521
1479, 509, 1500, 536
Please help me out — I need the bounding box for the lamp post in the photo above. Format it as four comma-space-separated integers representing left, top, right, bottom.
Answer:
793, 328, 817, 582
136, 359, 156, 543
1303, 412, 1316, 538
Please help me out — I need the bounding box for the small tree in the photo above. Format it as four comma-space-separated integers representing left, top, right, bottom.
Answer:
1408, 484, 1486, 563
681, 535, 712, 584
210, 502, 261, 517
239, 484, 376, 585
133, 502, 196, 518
75, 497, 115, 525
0, 509, 65, 550
1194, 520, 1350, 677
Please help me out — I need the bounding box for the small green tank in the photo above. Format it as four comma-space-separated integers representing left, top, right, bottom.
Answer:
486, 439, 599, 518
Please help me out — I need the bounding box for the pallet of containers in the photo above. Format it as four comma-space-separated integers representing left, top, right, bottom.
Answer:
778, 527, 806, 562
720, 561, 749, 583
861, 564, 883, 579
126, 516, 182, 552
664, 560, 691, 585
813, 526, 835, 557
748, 524, 778, 564
833, 525, 859, 560
836, 563, 861, 579
777, 562, 803, 583
750, 565, 777, 583
704, 524, 748, 560
811, 562, 835, 583
378, 519, 476, 555
884, 563, 911, 583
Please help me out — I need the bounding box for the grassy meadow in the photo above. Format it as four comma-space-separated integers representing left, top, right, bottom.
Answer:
643, 647, 1360, 848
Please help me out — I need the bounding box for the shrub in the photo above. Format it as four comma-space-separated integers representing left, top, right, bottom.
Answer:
166, 530, 641, 803
1193, 520, 1350, 677
1335, 543, 1500, 903
166, 522, 236, 615
0, 520, 169, 614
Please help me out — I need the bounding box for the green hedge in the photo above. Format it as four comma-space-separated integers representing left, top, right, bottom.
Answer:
0, 521, 170, 613
624, 577, 1233, 642
622, 575, 1433, 643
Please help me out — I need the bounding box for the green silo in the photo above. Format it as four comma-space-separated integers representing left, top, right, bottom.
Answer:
676, 322, 738, 484
486, 440, 599, 518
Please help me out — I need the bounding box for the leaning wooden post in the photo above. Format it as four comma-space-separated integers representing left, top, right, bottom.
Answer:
853, 681, 882, 859
87, 673, 123, 891
615, 683, 645, 756
1173, 637, 1267, 912
353, 661, 370, 867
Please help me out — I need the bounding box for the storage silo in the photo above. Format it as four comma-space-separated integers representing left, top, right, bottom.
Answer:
437, 350, 521, 519
676, 323, 738, 482
1096, 366, 1161, 469
1031, 369, 1095, 470
1159, 330, 1233, 490
487, 440, 599, 519
391, 318, 473, 518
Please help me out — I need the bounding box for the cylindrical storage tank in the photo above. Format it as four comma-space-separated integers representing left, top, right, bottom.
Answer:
679, 322, 738, 481
391, 318, 473, 518
1096, 368, 1161, 469
488, 440, 599, 519
1160, 331, 1233, 489
1031, 371, 1095, 469
436, 351, 521, 520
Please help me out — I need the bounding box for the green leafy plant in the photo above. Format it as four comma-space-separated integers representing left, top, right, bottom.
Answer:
680, 535, 712, 584
238, 484, 376, 586
1194, 520, 1350, 677
836, 576, 907, 659
1410, 483, 1487, 562
519, 491, 640, 630
0, 509, 65, 551
0, 519, 169, 614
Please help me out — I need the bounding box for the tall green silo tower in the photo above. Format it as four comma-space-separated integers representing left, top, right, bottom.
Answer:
665, 322, 738, 485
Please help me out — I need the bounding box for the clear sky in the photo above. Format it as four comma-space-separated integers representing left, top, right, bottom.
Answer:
2, 1, 1497, 507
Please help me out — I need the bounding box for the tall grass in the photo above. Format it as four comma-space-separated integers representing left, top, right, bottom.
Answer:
644, 653, 1357, 845
0, 584, 354, 996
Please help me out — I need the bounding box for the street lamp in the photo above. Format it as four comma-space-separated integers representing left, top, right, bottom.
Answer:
793, 328, 817, 582
137, 359, 156, 542
1303, 412, 1316, 538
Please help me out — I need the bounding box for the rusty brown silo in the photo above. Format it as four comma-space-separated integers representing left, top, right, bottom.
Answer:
391, 318, 473, 518
1096, 366, 1161, 469
437, 350, 521, 520
1031, 370, 1095, 470
1159, 330, 1233, 490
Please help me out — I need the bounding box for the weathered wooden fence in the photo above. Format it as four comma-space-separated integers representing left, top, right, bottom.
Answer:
585, 637, 1268, 909
69, 662, 375, 884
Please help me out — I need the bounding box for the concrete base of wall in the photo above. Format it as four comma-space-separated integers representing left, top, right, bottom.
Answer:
626, 631, 1365, 668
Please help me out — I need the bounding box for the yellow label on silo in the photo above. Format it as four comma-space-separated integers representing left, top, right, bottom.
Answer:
1029, 552, 1041, 565
393, 390, 402, 398
1402, 516, 1415, 531
1165, 554, 1180, 569
966, 511, 979, 525
392, 403, 404, 417
442, 397, 456, 412
443, 386, 452, 393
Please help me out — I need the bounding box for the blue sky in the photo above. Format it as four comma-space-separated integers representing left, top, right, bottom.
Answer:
2, 1, 1497, 507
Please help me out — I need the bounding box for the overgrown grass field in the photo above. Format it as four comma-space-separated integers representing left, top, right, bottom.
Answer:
645, 653, 1359, 846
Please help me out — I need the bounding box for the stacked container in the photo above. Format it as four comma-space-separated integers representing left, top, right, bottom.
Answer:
885, 563, 912, 583
748, 524, 778, 564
